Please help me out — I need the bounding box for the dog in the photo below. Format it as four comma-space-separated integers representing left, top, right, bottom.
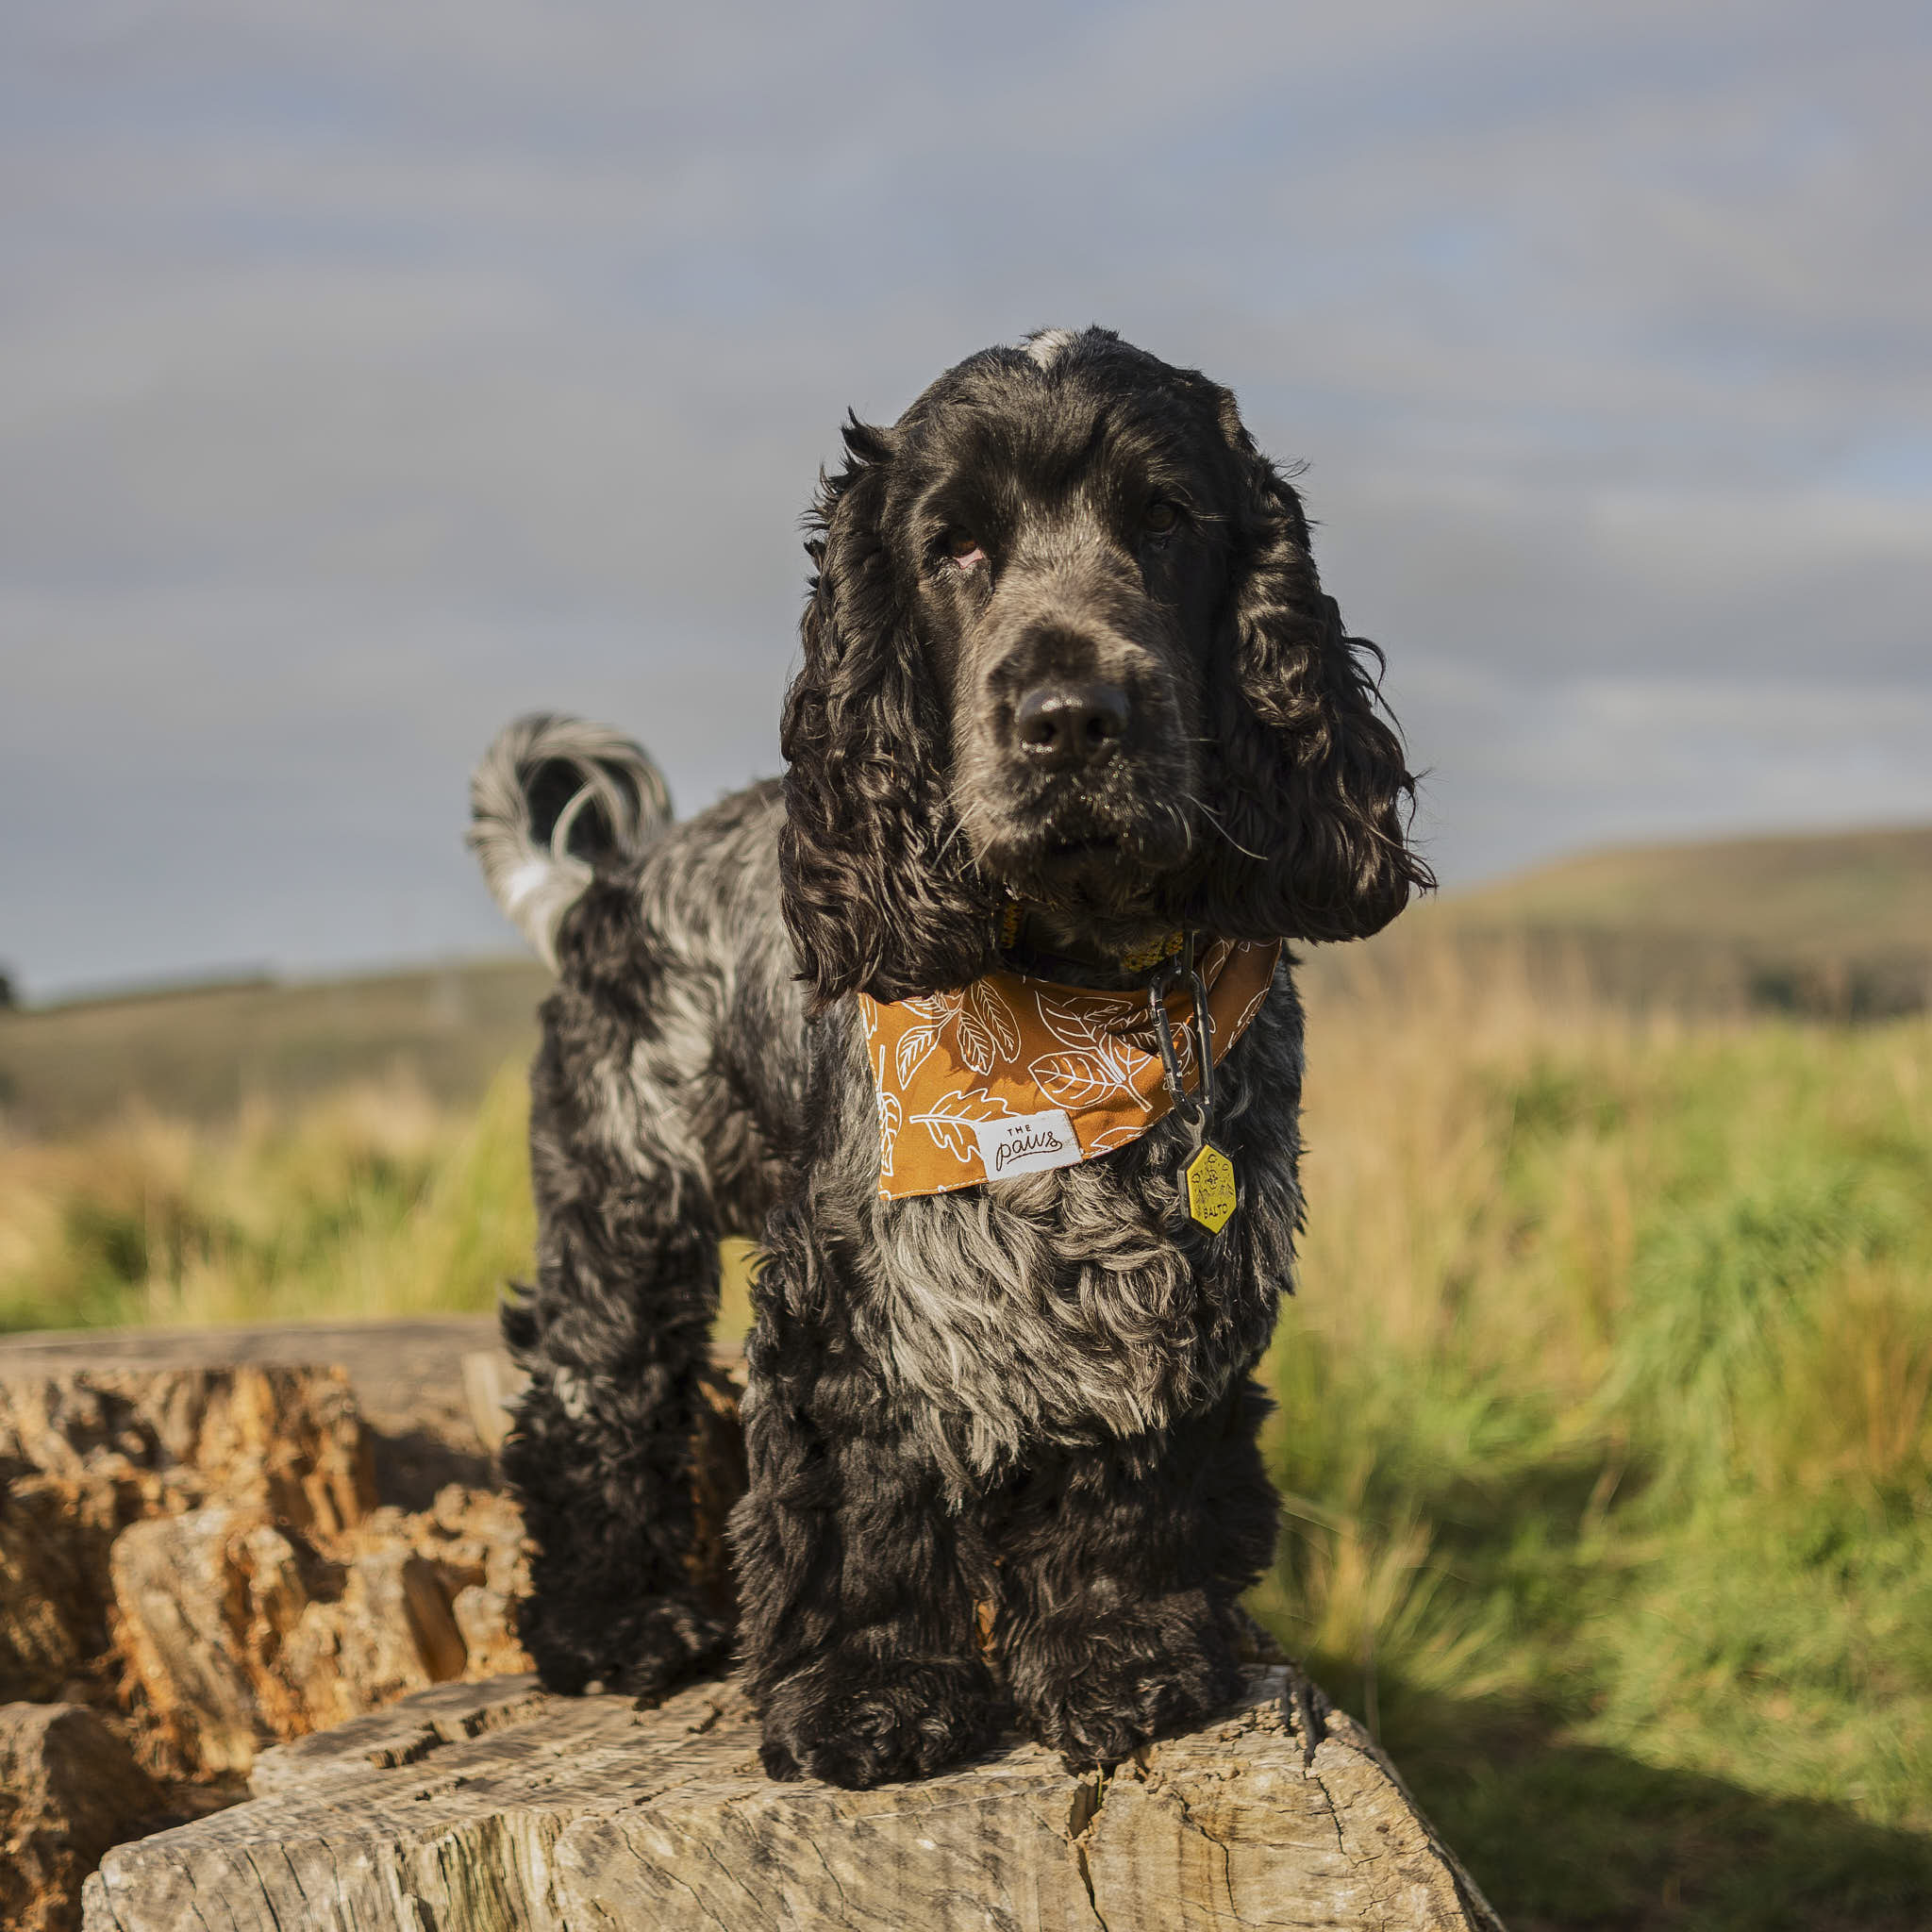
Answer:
469, 326, 1429, 1788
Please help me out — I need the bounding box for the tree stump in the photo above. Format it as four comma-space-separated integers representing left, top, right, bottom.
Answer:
1, 1703, 163, 1932
0, 1364, 375, 1707
82, 1668, 1503, 1931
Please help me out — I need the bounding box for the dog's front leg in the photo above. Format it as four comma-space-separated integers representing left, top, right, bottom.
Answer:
999, 1377, 1279, 1769
733, 1398, 999, 1788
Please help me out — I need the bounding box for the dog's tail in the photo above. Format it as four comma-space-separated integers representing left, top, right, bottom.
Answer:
467, 713, 671, 969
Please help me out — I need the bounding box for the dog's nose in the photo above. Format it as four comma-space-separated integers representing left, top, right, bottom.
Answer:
1012, 683, 1130, 770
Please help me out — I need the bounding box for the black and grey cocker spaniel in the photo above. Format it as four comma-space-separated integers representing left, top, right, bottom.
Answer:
469, 326, 1428, 1788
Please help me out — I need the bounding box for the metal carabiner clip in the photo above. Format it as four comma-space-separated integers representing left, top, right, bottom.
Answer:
1147, 935, 1239, 1235
1148, 934, 1215, 1130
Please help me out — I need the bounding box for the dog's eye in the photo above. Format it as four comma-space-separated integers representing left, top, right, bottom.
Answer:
944, 530, 988, 570
1142, 501, 1179, 538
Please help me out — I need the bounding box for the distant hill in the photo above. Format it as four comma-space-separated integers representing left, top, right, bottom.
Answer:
1445, 824, 1932, 957
0, 958, 550, 1135
1358, 824, 1932, 1021
3, 824, 1925, 1135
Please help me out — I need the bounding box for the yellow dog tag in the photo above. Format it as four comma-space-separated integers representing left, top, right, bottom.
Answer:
1184, 1141, 1237, 1234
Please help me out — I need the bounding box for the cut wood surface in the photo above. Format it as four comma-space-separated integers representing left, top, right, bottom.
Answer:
0, 1316, 503, 1447
83, 1668, 1503, 1932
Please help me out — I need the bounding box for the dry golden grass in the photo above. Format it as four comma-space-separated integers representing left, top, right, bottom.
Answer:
0, 1058, 760, 1339
0, 1065, 534, 1331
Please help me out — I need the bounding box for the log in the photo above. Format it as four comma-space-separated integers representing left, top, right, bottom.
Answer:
0, 1365, 374, 1707
1, 1702, 163, 1932
0, 1345, 740, 1787
0, 1354, 534, 1925
0, 1362, 375, 1536
82, 1669, 1504, 1932
108, 1488, 533, 1780
0, 1317, 501, 1450
0, 1321, 500, 1514
0, 1358, 535, 1790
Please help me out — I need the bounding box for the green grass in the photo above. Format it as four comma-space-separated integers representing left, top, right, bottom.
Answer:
1254, 970, 1932, 1927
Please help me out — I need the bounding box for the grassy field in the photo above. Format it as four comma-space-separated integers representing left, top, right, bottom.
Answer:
4, 855, 1931, 1926
0, 1063, 538, 1334
1261, 942, 1932, 1930
1446, 823, 1932, 958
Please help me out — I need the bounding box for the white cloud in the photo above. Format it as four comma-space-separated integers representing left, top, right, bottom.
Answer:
1400, 665, 1932, 879
1, 0, 1927, 992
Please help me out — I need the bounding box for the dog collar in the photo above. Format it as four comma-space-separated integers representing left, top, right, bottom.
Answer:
993, 902, 1186, 984
857, 937, 1280, 1205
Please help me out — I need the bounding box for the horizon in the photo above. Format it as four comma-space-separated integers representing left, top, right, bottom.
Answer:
12, 812, 1928, 1014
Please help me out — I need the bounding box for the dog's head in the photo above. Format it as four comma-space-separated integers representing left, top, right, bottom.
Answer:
780, 326, 1432, 1007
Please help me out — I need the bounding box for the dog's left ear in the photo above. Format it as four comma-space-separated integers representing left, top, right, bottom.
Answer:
1197, 397, 1434, 942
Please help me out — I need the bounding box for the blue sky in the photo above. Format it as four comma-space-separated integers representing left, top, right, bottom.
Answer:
4, 0, 1928, 997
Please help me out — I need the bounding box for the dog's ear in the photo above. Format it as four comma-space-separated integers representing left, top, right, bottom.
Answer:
1195, 397, 1434, 942
779, 417, 992, 1009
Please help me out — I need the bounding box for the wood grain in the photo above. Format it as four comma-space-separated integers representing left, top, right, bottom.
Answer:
83, 1669, 1504, 1932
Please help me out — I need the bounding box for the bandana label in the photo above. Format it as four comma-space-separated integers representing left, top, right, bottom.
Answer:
973, 1108, 1081, 1179
858, 939, 1281, 1200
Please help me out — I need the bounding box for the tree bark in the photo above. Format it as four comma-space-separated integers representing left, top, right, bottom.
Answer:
1, 1703, 163, 1932
0, 1363, 375, 1709
83, 1668, 1503, 1932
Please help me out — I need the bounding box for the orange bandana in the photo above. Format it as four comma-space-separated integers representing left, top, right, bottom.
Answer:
858, 939, 1282, 1199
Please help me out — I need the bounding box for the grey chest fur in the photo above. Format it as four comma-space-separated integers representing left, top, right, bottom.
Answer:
802, 967, 1307, 1490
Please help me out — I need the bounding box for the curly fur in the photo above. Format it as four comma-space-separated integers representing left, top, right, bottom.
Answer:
467, 711, 669, 969
472, 326, 1427, 1784
779, 331, 1429, 1008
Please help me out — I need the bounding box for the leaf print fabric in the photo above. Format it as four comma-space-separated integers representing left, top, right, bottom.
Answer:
856, 940, 1282, 1199
1029, 1050, 1129, 1112
958, 980, 1022, 1071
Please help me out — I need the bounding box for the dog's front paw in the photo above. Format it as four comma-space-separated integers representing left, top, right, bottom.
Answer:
520, 1591, 728, 1702
1019, 1624, 1245, 1770
615, 1597, 733, 1701
758, 1656, 997, 1788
